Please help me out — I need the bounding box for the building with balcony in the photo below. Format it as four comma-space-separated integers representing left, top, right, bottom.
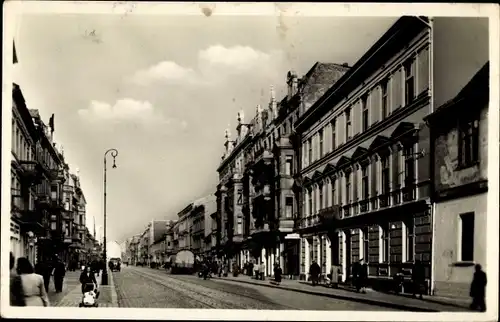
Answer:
128, 235, 141, 265
426, 63, 489, 299
216, 64, 349, 276
137, 220, 169, 265
294, 16, 432, 286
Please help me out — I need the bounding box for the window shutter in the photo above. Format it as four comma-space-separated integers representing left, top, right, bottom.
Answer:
417, 47, 430, 95
370, 86, 381, 125
391, 68, 403, 112
391, 148, 400, 190
370, 159, 377, 198
353, 100, 362, 136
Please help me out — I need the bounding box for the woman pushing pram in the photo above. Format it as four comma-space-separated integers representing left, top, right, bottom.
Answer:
79, 265, 99, 307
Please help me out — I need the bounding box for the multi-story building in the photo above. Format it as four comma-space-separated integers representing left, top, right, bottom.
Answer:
293, 17, 432, 288
11, 83, 43, 263
427, 64, 489, 298
209, 211, 219, 257
29, 109, 67, 264
165, 220, 177, 259
137, 220, 169, 265
215, 63, 348, 276
190, 209, 205, 257
128, 235, 141, 265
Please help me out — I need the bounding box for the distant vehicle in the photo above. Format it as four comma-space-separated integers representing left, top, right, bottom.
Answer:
170, 250, 195, 275
109, 258, 121, 272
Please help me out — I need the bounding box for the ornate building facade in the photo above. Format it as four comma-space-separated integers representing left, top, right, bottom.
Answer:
294, 16, 432, 287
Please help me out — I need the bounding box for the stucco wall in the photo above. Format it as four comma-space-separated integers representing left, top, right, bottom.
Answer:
433, 193, 487, 298
433, 106, 488, 191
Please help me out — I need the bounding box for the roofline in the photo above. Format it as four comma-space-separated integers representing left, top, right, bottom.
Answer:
294, 16, 430, 133
216, 132, 253, 172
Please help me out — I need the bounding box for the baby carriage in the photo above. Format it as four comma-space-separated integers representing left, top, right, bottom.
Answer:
79, 283, 99, 307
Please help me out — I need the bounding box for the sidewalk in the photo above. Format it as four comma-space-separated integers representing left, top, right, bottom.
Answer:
50, 270, 118, 307
214, 274, 470, 312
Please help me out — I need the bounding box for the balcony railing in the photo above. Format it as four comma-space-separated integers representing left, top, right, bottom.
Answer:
402, 184, 416, 202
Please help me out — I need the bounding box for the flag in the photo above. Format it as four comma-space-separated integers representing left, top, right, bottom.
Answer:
49, 114, 55, 132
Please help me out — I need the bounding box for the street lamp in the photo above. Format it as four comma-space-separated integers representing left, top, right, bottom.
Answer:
101, 148, 118, 285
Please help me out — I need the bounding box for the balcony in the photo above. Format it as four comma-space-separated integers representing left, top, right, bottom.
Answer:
402, 185, 416, 202
359, 200, 369, 213
35, 193, 51, 207
318, 205, 341, 225
379, 194, 390, 208
19, 210, 46, 234
50, 168, 65, 181
278, 218, 294, 233
19, 160, 43, 185
63, 184, 74, 194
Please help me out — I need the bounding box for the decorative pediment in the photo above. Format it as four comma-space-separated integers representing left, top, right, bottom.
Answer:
335, 156, 351, 170
323, 163, 336, 176
369, 135, 391, 152
312, 171, 323, 181
352, 147, 369, 161
391, 122, 418, 140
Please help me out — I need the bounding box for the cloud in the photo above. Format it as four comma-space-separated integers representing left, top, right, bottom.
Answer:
78, 98, 187, 129
127, 61, 200, 86
198, 45, 272, 71
128, 45, 283, 87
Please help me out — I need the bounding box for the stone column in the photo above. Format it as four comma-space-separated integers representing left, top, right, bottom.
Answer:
341, 231, 347, 282
261, 247, 266, 273
304, 238, 310, 276
325, 236, 331, 276
279, 242, 285, 271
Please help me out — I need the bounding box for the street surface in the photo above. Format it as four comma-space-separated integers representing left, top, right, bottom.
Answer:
114, 266, 398, 310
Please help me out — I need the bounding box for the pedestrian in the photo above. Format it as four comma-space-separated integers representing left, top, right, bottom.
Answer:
40, 259, 53, 293
259, 261, 266, 281
273, 263, 282, 285
53, 256, 66, 293
469, 264, 487, 312
79, 265, 98, 295
10, 252, 26, 306
309, 261, 321, 286
412, 260, 426, 299
330, 264, 340, 288
359, 259, 368, 293
16, 257, 50, 307
352, 260, 361, 292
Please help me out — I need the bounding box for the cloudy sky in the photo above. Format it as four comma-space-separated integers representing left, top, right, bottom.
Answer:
12, 12, 397, 242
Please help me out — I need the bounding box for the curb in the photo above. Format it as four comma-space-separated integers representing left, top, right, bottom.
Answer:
214, 277, 438, 312
108, 270, 119, 307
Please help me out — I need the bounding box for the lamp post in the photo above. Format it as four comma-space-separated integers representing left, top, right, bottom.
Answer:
101, 148, 118, 285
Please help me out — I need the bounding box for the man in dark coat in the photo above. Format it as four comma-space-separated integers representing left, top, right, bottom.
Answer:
412, 260, 426, 299
358, 259, 368, 293
53, 256, 66, 293
80, 265, 98, 294
309, 261, 321, 286
39, 259, 53, 293
273, 263, 283, 285
470, 264, 487, 312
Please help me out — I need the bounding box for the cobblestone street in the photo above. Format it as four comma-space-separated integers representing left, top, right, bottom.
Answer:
114, 266, 399, 310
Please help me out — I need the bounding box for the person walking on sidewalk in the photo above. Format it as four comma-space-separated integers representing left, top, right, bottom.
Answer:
17, 258, 50, 307
259, 262, 266, 281
358, 259, 368, 294
352, 260, 361, 292
10, 252, 26, 307
53, 256, 66, 293
79, 265, 98, 295
309, 261, 321, 286
412, 260, 426, 299
469, 264, 487, 312
273, 263, 282, 285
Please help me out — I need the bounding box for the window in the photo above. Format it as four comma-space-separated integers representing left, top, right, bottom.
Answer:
362, 95, 369, 131
331, 177, 336, 204
331, 118, 337, 150
285, 155, 293, 175
345, 108, 352, 140
404, 59, 415, 105
382, 224, 390, 263
308, 138, 312, 164
362, 166, 369, 200
362, 228, 369, 262
319, 129, 324, 157
460, 212, 475, 261
318, 185, 324, 210
406, 219, 414, 262
285, 197, 293, 219
346, 172, 351, 204
458, 117, 480, 168
381, 156, 390, 195
381, 79, 389, 118
404, 145, 416, 186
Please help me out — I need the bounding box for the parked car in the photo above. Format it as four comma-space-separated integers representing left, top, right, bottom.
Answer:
109, 258, 121, 272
